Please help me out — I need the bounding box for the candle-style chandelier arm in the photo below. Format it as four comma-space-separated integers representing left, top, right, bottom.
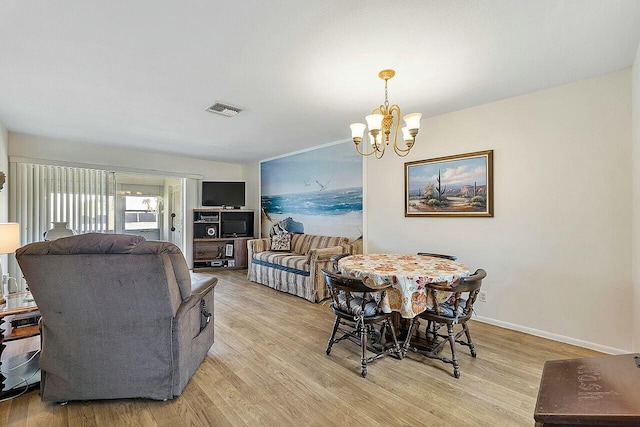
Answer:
353, 141, 379, 157
353, 133, 386, 159
393, 142, 413, 156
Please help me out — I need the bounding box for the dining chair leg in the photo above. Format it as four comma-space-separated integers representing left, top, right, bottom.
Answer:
378, 321, 386, 340
462, 323, 477, 357
447, 323, 460, 379
326, 315, 341, 355
360, 321, 368, 378
386, 318, 403, 359
426, 320, 440, 342
402, 318, 420, 356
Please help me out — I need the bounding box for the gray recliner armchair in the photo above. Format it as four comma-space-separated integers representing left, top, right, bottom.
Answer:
15, 233, 217, 402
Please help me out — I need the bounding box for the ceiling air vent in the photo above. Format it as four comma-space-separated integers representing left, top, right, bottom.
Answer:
205, 102, 242, 117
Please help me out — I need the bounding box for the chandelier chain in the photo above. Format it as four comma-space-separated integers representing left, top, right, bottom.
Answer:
384, 79, 389, 109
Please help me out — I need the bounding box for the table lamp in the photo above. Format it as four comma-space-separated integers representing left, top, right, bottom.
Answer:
0, 222, 20, 299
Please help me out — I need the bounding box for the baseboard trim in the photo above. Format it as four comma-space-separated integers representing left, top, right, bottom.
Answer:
474, 315, 629, 355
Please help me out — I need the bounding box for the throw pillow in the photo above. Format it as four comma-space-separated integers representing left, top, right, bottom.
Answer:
270, 233, 292, 251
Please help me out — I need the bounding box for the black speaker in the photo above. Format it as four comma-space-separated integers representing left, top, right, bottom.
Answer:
206, 225, 217, 238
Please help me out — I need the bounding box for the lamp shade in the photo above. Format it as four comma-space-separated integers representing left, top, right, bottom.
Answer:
0, 223, 20, 254
350, 123, 366, 139
365, 114, 384, 131
403, 113, 422, 130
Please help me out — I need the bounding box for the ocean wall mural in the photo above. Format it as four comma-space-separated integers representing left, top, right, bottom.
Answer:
260, 141, 363, 239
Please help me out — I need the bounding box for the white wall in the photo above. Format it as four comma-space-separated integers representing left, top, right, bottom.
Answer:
366, 70, 633, 353
8, 133, 246, 263
9, 133, 244, 180
0, 122, 9, 284
241, 161, 260, 233
0, 122, 8, 222
632, 43, 640, 353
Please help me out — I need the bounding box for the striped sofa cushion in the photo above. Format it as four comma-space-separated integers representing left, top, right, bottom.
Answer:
302, 235, 349, 254
290, 233, 309, 255
252, 251, 310, 275
288, 233, 349, 255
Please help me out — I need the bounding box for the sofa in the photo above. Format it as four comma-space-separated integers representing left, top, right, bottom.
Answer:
247, 233, 360, 302
15, 233, 217, 402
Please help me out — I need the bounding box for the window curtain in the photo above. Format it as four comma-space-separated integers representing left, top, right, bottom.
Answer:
12, 163, 116, 242
10, 163, 115, 244
9, 163, 116, 290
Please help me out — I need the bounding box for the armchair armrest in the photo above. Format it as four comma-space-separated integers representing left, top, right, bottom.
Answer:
190, 272, 218, 296
176, 274, 217, 337
348, 238, 363, 255
308, 245, 349, 302
307, 245, 348, 263
179, 273, 217, 312
247, 238, 271, 260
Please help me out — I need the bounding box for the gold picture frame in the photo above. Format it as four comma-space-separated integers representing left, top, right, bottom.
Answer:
405, 150, 493, 217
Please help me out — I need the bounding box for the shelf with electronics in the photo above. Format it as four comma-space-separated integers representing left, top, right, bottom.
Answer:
192, 209, 254, 270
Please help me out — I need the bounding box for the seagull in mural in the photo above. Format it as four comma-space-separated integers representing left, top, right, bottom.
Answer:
316, 180, 330, 191
304, 179, 310, 187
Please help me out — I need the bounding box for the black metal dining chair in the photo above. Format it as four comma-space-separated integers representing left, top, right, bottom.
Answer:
412, 268, 487, 378
321, 268, 402, 377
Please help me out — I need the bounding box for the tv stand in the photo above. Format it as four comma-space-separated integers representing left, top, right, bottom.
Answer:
192, 209, 254, 270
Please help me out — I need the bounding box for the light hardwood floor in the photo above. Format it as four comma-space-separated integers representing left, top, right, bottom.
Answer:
0, 269, 601, 427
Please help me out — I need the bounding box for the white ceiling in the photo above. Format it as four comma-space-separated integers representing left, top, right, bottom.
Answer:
1, 1, 640, 164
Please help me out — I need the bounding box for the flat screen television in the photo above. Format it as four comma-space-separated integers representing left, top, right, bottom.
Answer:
221, 220, 248, 237
202, 181, 245, 208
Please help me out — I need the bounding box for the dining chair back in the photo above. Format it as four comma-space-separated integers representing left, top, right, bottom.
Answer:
329, 253, 351, 270
321, 268, 402, 377
417, 252, 458, 261
415, 268, 486, 378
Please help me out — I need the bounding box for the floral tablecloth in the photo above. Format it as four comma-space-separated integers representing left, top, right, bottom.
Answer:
338, 254, 471, 318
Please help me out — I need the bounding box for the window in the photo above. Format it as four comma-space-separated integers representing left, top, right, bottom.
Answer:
124, 196, 159, 230
10, 162, 186, 291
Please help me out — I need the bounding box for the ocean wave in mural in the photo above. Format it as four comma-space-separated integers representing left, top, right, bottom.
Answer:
262, 187, 362, 216
260, 142, 363, 238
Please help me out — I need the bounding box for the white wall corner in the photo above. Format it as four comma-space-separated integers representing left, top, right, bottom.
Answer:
0, 122, 8, 222
240, 161, 260, 236
632, 40, 640, 353
0, 122, 9, 278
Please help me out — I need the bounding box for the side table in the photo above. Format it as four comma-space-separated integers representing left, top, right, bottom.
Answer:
0, 291, 40, 399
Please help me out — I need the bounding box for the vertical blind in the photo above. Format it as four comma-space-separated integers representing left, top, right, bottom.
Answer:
12, 163, 116, 244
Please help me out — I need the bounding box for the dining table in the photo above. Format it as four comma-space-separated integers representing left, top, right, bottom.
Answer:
337, 253, 471, 353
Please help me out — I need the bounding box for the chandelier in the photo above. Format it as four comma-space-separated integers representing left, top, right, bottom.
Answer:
350, 69, 422, 158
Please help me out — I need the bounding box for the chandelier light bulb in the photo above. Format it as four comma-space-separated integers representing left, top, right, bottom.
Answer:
369, 133, 382, 149
401, 126, 412, 142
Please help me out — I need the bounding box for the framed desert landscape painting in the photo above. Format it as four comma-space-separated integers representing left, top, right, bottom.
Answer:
405, 150, 493, 217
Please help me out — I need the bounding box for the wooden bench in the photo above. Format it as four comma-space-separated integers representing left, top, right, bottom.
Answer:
534, 353, 640, 426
